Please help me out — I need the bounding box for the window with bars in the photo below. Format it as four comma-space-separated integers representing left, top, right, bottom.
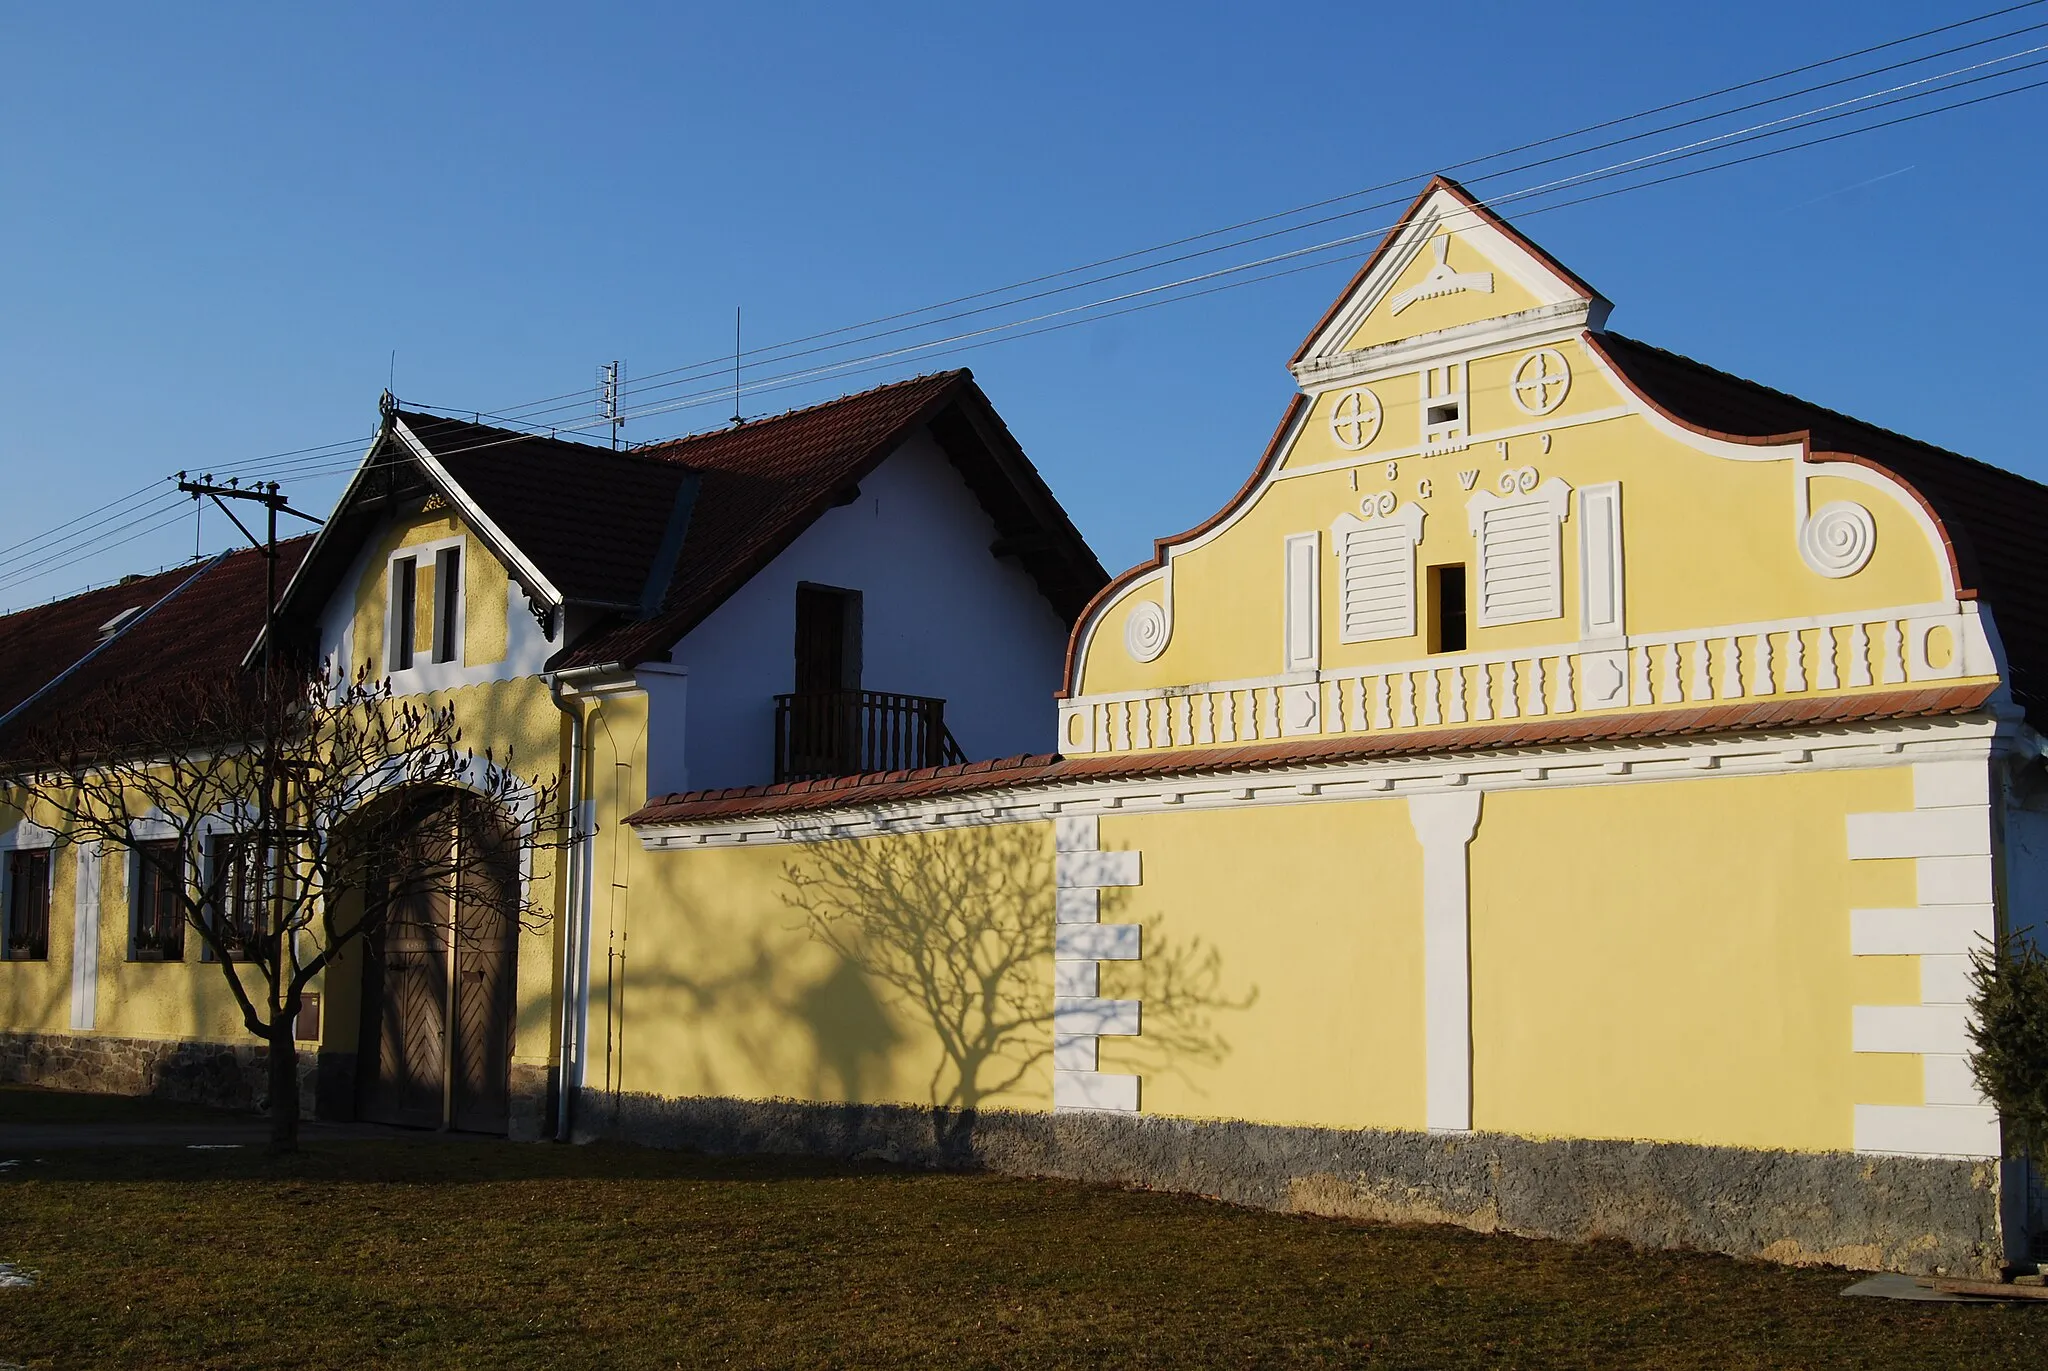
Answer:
132, 839, 185, 961
206, 833, 265, 960
4, 848, 50, 961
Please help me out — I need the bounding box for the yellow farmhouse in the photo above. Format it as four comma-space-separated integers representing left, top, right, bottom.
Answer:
7, 178, 2048, 1276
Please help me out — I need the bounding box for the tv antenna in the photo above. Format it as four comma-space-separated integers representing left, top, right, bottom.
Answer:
730, 307, 744, 426
598, 360, 622, 450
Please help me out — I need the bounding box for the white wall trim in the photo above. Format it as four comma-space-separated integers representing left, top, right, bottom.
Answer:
1409, 791, 1482, 1133
1847, 756, 1999, 1158
68, 843, 100, 1030
637, 715, 2014, 852
1050, 816, 1141, 1113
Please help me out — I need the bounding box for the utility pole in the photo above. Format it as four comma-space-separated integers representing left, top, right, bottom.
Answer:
174, 474, 325, 1067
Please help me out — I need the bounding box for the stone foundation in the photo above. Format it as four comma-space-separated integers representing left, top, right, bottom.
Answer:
577, 1090, 2009, 1278
508, 1063, 553, 1142
0, 1030, 320, 1118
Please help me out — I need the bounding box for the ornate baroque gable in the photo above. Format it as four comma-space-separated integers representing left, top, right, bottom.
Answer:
1059, 178, 1998, 759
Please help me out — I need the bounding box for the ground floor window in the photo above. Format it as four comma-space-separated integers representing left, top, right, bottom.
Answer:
132, 839, 185, 961
206, 833, 265, 959
4, 848, 50, 961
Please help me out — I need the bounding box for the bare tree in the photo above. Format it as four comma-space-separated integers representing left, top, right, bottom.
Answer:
7, 663, 566, 1152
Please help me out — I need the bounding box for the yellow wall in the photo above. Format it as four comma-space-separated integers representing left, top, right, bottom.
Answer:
1467, 766, 1919, 1151
348, 506, 511, 676
1096, 803, 1421, 1131
615, 821, 1057, 1112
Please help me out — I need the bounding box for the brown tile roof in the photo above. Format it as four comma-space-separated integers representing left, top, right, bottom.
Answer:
626, 682, 1995, 826
279, 372, 1104, 673
1591, 333, 2048, 720
557, 370, 1104, 669
0, 539, 310, 760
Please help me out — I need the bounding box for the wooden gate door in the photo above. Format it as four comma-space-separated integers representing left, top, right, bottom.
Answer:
356, 791, 519, 1134
356, 796, 454, 1129
449, 795, 518, 1134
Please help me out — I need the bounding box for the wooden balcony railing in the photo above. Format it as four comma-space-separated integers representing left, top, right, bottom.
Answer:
773, 689, 967, 784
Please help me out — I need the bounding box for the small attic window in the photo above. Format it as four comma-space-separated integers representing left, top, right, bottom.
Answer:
98, 606, 144, 640
1426, 400, 1461, 428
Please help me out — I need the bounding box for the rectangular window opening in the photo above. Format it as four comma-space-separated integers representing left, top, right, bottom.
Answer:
391, 556, 418, 672
4, 848, 51, 961
207, 834, 264, 961
1425, 401, 1461, 428
1428, 563, 1468, 654
433, 545, 462, 664
133, 839, 185, 962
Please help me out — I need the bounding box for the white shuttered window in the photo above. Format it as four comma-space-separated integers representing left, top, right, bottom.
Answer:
1331, 505, 1426, 643
1467, 479, 1572, 628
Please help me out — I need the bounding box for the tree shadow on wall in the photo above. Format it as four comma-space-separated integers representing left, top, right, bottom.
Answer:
782, 825, 1253, 1156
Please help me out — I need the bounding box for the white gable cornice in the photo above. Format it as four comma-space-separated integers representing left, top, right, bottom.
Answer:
1291, 299, 1606, 394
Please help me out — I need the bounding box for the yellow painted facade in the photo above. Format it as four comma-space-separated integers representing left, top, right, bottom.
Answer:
0, 178, 2019, 1206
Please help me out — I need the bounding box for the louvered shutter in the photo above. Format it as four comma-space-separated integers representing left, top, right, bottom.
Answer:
1331, 506, 1425, 643
1467, 479, 1572, 628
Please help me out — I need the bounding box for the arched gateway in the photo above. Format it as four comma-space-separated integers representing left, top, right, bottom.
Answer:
351, 788, 520, 1134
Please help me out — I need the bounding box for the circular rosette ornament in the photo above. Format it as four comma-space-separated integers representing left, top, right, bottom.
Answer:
1124, 600, 1170, 663
1798, 501, 1876, 578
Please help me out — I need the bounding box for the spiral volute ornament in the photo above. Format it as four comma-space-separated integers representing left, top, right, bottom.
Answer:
1798, 500, 1876, 578
1124, 600, 1170, 663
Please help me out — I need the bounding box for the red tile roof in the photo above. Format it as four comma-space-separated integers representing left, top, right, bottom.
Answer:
625, 683, 1995, 826
0, 539, 310, 760
277, 372, 1104, 673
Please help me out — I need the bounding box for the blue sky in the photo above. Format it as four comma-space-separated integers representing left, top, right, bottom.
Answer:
2, 2, 2043, 610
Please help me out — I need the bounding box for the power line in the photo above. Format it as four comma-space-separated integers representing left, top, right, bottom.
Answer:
4, 7, 2043, 605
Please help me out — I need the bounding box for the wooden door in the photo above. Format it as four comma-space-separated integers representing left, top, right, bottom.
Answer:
449, 796, 518, 1134
794, 585, 849, 694
356, 799, 453, 1128
355, 791, 519, 1134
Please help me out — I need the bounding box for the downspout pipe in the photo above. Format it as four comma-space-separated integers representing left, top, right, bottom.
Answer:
546, 661, 620, 1143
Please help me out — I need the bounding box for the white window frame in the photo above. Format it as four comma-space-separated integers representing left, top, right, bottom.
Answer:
385, 535, 469, 691
0, 821, 56, 962
1466, 478, 1572, 629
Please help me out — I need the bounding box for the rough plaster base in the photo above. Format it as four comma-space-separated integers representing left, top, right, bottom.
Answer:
576, 1090, 2006, 1278
0, 1030, 321, 1118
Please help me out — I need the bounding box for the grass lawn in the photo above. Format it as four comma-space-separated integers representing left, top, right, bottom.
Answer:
2, 1094, 2045, 1368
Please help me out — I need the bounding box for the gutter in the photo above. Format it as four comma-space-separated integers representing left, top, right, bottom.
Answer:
545, 661, 623, 1143
0, 551, 229, 735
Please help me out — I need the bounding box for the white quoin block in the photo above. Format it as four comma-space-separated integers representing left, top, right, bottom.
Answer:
1853, 1103, 1999, 1159
1055, 850, 1141, 889
1054, 816, 1099, 853
1053, 960, 1099, 997
1850, 905, 1995, 956
1923, 1053, 1989, 1107
1055, 923, 1142, 961
1052, 1034, 1098, 1071
1054, 996, 1141, 1036
1054, 1069, 1139, 1112
1918, 857, 1995, 907
1055, 888, 1101, 923
1847, 809, 1991, 861
1920, 954, 1974, 1006
1853, 1003, 1973, 1056
1914, 761, 1987, 810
